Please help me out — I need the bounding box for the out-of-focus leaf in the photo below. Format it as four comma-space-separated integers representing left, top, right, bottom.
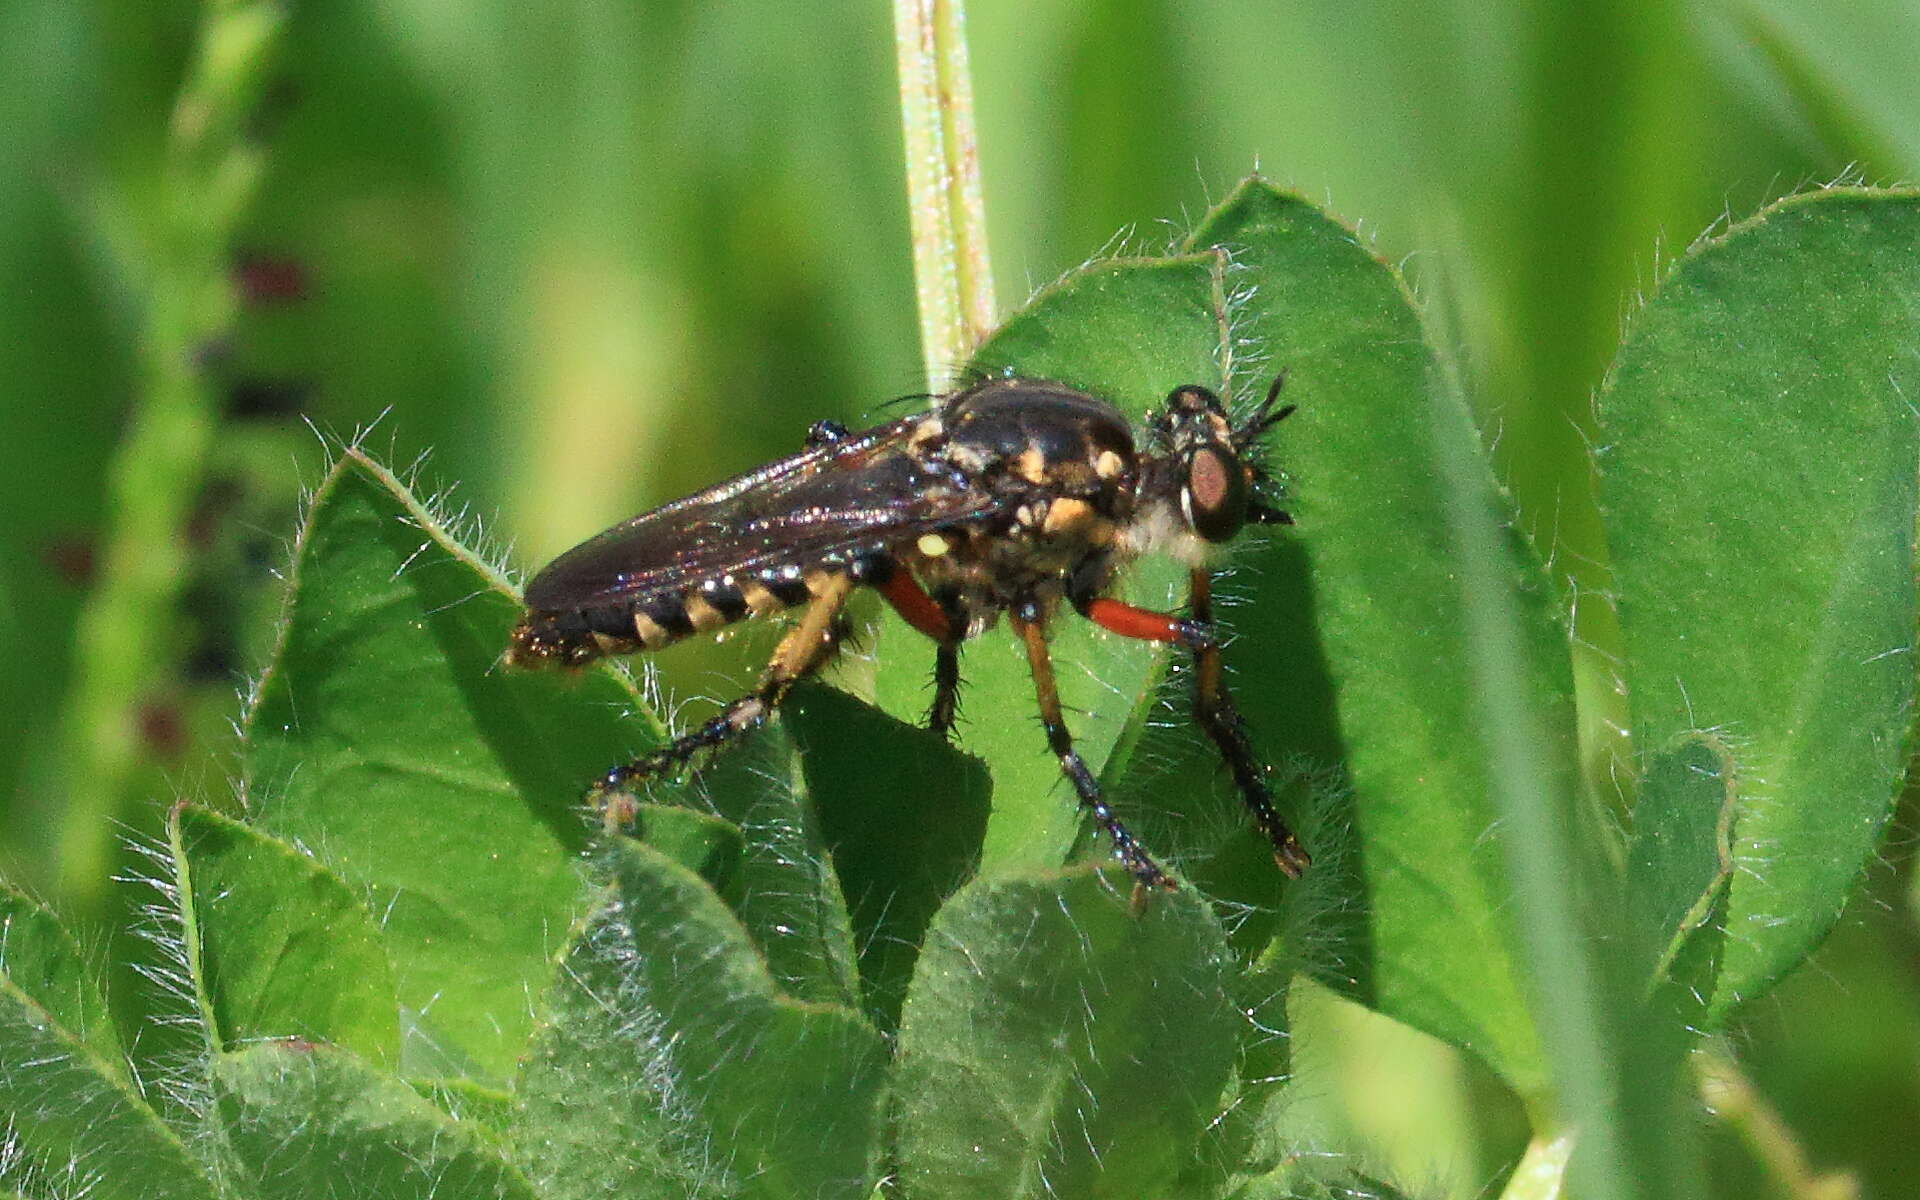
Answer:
241, 448, 655, 1084
171, 803, 399, 1066
1598, 189, 1920, 1021
510, 839, 887, 1200
1727, 0, 1920, 172
214, 1041, 538, 1200
893, 868, 1238, 1199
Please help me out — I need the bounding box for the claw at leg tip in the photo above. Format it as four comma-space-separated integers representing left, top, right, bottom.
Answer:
1274, 842, 1311, 879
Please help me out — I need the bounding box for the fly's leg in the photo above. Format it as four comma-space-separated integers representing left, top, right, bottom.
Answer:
803, 419, 850, 449
1012, 600, 1174, 893
593, 573, 854, 826
929, 641, 962, 738
876, 561, 967, 740
1183, 570, 1310, 876
1072, 575, 1310, 878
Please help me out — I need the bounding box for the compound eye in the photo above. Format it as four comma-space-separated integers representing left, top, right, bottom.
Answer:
1166, 384, 1218, 412
1183, 445, 1248, 542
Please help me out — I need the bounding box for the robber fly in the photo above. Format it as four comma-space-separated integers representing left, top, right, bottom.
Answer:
507, 375, 1309, 890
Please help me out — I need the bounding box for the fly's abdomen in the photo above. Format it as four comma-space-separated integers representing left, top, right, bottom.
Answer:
507, 562, 851, 668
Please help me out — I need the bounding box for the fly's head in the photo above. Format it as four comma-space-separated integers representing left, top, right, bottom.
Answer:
1140, 374, 1296, 554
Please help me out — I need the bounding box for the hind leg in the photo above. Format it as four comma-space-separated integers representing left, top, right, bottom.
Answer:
594, 573, 853, 822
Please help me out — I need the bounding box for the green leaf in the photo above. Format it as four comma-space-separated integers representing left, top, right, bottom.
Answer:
1186, 179, 1576, 1094
214, 1041, 538, 1200
634, 685, 987, 1031
624, 800, 744, 889
0, 883, 118, 1065
893, 869, 1239, 1200
1597, 189, 1920, 1020
870, 253, 1232, 879
1624, 734, 1738, 992
0, 981, 211, 1200
241, 448, 653, 1084
171, 803, 399, 1066
511, 838, 888, 1200
1226, 1161, 1420, 1200
673, 707, 862, 1010
408, 1075, 515, 1133
786, 682, 991, 1029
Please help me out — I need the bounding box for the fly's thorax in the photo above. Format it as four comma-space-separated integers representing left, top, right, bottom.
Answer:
939, 378, 1137, 499
885, 380, 1142, 614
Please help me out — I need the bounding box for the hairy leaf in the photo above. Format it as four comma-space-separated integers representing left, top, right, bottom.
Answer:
0, 981, 210, 1200
172, 804, 399, 1065
242, 449, 651, 1083
894, 869, 1238, 1199
0, 884, 118, 1065
1186, 179, 1578, 1094
1599, 189, 1920, 1019
786, 682, 991, 1029
214, 1041, 538, 1200
511, 838, 888, 1200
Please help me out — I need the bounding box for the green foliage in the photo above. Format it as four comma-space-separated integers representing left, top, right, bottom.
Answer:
215, 1042, 539, 1199
170, 805, 400, 1067
513, 839, 888, 1199
893, 871, 1238, 1199
1598, 192, 1920, 1021
1, 176, 1914, 1199
238, 454, 648, 1083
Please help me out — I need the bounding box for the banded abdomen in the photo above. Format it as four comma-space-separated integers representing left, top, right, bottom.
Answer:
507, 552, 891, 668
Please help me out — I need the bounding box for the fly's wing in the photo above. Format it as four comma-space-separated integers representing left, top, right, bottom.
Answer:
522, 416, 996, 611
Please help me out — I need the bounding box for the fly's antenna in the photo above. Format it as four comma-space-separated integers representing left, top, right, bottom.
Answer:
873, 390, 940, 417
1234, 370, 1297, 450
1238, 371, 1298, 525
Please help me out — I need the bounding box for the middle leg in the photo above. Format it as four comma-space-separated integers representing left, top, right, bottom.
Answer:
1012, 600, 1174, 891
1185, 569, 1310, 877
876, 563, 967, 739
1071, 577, 1310, 878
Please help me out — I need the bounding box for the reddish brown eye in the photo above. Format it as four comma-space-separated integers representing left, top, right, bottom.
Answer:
1184, 446, 1248, 542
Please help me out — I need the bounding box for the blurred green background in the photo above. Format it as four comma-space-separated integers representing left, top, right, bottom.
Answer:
2, 0, 1917, 1195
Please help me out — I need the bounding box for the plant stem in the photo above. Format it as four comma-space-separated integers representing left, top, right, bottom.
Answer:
53, 0, 286, 908
1499, 1129, 1575, 1200
892, 0, 996, 393
1695, 1044, 1859, 1200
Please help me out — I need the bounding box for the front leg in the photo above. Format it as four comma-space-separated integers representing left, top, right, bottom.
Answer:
1183, 570, 1310, 877
1070, 574, 1310, 878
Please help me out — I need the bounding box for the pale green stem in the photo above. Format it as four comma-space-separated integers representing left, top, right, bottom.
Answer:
1429, 345, 1641, 1198
1499, 1129, 1575, 1200
54, 0, 286, 907
1695, 1044, 1860, 1200
892, 0, 996, 393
